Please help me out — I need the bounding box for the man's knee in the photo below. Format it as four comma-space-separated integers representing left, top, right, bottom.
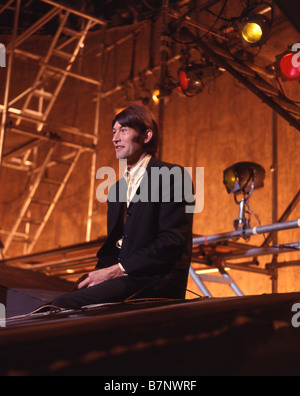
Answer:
51, 293, 74, 310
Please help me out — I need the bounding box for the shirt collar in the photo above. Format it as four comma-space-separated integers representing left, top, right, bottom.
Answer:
124, 154, 152, 182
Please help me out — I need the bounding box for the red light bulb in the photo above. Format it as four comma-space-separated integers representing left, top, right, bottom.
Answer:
179, 70, 189, 90
280, 53, 300, 81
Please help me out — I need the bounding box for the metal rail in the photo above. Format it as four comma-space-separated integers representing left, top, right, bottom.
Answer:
193, 219, 300, 246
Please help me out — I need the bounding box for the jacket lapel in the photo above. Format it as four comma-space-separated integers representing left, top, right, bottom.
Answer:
107, 177, 127, 235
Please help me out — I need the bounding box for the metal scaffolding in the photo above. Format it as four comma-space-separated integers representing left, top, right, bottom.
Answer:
190, 197, 300, 296
0, 0, 106, 257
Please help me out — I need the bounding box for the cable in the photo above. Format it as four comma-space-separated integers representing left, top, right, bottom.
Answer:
0, 175, 32, 206
198, 0, 230, 41
5, 277, 208, 323
5, 288, 206, 325
5, 304, 66, 323
245, 201, 267, 242
205, 0, 239, 23
141, 0, 155, 11
122, 277, 206, 304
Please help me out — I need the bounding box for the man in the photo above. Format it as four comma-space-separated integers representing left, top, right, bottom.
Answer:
52, 103, 194, 310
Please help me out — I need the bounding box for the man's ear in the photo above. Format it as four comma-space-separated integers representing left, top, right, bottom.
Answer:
144, 129, 153, 144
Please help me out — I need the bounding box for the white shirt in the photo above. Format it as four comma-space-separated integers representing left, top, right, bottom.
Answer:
117, 154, 152, 274
124, 154, 152, 207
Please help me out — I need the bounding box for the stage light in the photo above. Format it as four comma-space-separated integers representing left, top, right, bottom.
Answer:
242, 21, 263, 44
178, 63, 223, 97
239, 14, 271, 47
223, 162, 266, 195
152, 89, 161, 105
223, 162, 266, 230
151, 77, 178, 104
276, 51, 300, 82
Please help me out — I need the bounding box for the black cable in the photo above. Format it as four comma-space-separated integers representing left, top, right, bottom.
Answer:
141, 0, 156, 11
170, 0, 229, 45
245, 202, 267, 242
122, 277, 205, 303
198, 0, 230, 41
0, 175, 31, 206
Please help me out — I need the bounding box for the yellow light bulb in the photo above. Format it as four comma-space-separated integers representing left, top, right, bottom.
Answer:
242, 22, 263, 44
224, 169, 236, 191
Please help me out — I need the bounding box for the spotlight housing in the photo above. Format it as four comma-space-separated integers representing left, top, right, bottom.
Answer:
276, 51, 300, 82
239, 14, 272, 47
178, 62, 222, 97
223, 162, 266, 195
224, 162, 266, 231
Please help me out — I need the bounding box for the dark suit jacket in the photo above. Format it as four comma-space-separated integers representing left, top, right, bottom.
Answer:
96, 156, 194, 293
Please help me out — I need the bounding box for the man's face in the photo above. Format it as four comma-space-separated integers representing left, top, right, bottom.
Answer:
112, 121, 145, 165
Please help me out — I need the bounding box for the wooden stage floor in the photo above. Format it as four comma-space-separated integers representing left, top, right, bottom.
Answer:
1, 291, 300, 376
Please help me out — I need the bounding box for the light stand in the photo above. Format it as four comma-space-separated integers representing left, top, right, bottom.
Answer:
233, 180, 255, 232
223, 161, 265, 238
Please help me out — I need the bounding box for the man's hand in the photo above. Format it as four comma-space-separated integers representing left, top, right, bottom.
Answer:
77, 264, 125, 290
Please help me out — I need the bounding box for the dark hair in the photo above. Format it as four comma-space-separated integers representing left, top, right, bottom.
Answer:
112, 103, 159, 155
